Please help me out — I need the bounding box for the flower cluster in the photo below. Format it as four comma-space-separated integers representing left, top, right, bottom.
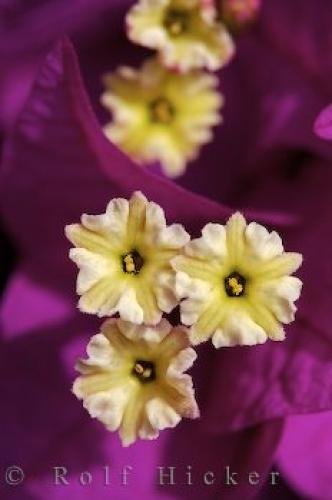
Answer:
67, 192, 303, 446
101, 0, 239, 177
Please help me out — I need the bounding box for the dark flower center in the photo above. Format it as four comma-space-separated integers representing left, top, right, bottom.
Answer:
150, 97, 175, 124
164, 9, 189, 36
122, 250, 144, 275
132, 360, 156, 383
224, 271, 246, 297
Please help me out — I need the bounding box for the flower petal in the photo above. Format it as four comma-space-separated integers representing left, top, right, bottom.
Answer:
246, 221, 284, 259
256, 252, 303, 280
145, 200, 167, 233
146, 397, 181, 431
69, 248, 111, 295
117, 318, 172, 343
154, 271, 178, 313
157, 224, 190, 248
226, 212, 247, 263
174, 269, 212, 300
83, 386, 131, 431
260, 276, 303, 324
212, 314, 268, 348
78, 278, 124, 317
81, 197, 129, 241
85, 333, 112, 362
117, 287, 144, 324
167, 347, 197, 376
65, 224, 114, 255
185, 223, 227, 258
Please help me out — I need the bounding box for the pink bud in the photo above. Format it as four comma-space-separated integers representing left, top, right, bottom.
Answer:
219, 0, 262, 28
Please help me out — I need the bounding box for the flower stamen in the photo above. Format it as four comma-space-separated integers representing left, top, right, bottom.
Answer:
224, 271, 246, 297
164, 9, 189, 36
132, 359, 156, 383
150, 97, 175, 124
122, 250, 144, 275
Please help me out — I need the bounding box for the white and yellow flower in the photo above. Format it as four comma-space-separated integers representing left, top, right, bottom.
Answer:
101, 58, 222, 177
65, 191, 190, 324
126, 0, 234, 72
73, 318, 199, 446
172, 213, 303, 347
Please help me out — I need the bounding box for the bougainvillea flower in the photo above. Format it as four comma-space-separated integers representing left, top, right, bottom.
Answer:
73, 318, 199, 446
66, 191, 189, 324
1, 19, 332, 497
101, 58, 222, 177
0, 39, 281, 499
126, 0, 234, 72
172, 213, 302, 346
314, 104, 332, 141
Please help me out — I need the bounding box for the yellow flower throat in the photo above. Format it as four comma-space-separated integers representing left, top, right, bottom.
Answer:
224, 272, 246, 297
132, 360, 156, 383
122, 250, 144, 275
164, 9, 189, 36
150, 98, 175, 124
